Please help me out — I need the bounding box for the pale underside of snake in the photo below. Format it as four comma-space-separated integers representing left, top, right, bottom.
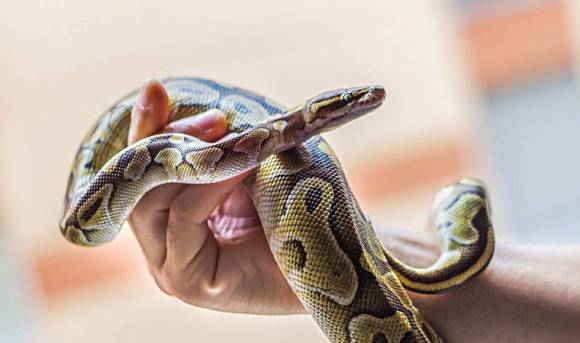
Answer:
60, 78, 495, 343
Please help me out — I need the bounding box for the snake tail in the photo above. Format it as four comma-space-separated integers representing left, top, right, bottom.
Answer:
386, 178, 495, 294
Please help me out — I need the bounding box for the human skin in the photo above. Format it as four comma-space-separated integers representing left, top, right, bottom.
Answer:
127, 79, 580, 342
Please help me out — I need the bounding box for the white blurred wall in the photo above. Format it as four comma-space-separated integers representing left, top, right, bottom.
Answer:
2, 0, 579, 342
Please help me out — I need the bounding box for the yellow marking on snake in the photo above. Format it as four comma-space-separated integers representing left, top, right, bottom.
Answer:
348, 313, 412, 343
184, 146, 224, 176
273, 120, 287, 132
168, 134, 186, 144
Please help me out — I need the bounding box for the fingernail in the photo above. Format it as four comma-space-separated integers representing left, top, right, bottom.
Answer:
195, 110, 222, 132
137, 78, 156, 110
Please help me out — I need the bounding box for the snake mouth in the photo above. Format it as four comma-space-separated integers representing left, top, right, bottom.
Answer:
351, 101, 384, 117
318, 100, 384, 133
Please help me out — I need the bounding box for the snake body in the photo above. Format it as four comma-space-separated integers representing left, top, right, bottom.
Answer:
60, 78, 495, 342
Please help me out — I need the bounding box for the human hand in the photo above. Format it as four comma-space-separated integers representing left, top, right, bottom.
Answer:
127, 79, 305, 314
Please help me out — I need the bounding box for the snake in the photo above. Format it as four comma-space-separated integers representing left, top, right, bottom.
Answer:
60, 78, 495, 342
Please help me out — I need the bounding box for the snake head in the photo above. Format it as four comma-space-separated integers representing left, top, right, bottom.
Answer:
302, 85, 385, 134
262, 85, 386, 153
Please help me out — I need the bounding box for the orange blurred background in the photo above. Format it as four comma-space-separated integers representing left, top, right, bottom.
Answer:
1, 0, 580, 341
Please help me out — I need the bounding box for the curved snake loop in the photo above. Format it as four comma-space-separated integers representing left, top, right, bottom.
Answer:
60, 78, 495, 342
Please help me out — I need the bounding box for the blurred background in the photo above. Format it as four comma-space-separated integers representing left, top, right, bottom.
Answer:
1, 0, 580, 341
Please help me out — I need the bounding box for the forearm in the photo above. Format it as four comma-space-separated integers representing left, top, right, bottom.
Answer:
379, 229, 580, 342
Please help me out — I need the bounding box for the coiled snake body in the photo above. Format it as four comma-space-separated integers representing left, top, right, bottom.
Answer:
60, 78, 495, 342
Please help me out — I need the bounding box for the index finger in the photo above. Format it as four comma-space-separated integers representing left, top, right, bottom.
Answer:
128, 78, 170, 144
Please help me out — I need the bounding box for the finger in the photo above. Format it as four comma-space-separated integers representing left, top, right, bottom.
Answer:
165, 173, 248, 270
128, 183, 185, 270
163, 109, 228, 142
128, 78, 170, 145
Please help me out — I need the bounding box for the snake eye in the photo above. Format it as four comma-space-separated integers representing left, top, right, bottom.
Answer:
341, 93, 354, 102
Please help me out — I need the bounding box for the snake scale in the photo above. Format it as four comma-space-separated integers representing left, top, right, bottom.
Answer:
60, 78, 495, 342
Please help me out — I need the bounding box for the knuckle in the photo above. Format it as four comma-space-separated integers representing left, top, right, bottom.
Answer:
157, 263, 222, 305
145, 264, 170, 294
150, 272, 172, 296
159, 263, 197, 301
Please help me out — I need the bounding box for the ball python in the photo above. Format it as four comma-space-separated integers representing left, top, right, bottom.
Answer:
60, 78, 495, 342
